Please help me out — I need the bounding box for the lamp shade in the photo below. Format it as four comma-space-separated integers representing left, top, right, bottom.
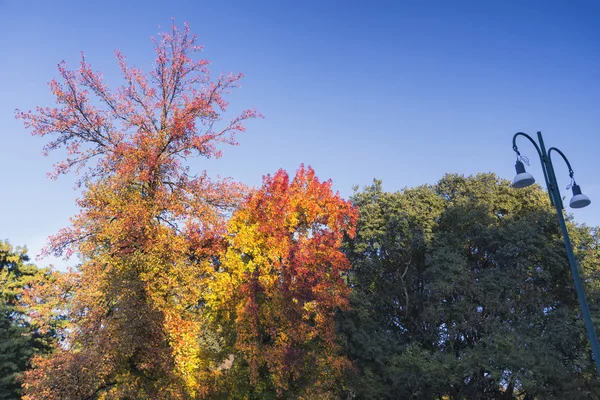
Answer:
513, 160, 535, 188
569, 184, 591, 209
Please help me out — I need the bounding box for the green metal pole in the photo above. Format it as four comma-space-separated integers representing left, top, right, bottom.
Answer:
537, 131, 600, 375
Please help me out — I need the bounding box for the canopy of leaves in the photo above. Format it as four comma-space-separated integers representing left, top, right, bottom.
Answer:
17, 22, 259, 399
207, 165, 358, 399
339, 174, 600, 400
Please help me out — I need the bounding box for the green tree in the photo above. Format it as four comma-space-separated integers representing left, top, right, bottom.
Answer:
340, 174, 600, 399
0, 241, 55, 399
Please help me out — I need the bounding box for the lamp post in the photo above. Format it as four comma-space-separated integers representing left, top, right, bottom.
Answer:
511, 131, 599, 374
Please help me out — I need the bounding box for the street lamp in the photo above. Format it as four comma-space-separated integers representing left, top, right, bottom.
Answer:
511, 131, 599, 374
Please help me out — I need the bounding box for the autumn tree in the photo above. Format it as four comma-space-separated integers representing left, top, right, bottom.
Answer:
16, 22, 259, 399
339, 174, 600, 399
206, 166, 358, 399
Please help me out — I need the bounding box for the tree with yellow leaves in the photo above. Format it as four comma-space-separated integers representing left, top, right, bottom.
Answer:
17, 21, 259, 398
207, 166, 358, 399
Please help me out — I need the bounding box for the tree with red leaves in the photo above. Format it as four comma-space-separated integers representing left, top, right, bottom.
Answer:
17, 22, 260, 399
207, 165, 358, 399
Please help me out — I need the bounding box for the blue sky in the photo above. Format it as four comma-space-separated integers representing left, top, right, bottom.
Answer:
1, 0, 599, 268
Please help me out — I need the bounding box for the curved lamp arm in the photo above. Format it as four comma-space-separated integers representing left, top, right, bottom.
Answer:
548, 147, 575, 181
512, 132, 543, 160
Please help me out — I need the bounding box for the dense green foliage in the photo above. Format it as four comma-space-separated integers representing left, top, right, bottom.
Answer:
0, 241, 54, 399
340, 174, 600, 399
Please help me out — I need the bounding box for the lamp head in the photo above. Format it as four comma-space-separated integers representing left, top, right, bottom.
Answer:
513, 160, 535, 188
569, 183, 591, 209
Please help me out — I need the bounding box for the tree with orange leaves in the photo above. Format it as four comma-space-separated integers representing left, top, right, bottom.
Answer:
16, 22, 259, 398
207, 166, 358, 399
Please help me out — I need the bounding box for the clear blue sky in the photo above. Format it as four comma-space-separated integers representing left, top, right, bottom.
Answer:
1, 0, 599, 268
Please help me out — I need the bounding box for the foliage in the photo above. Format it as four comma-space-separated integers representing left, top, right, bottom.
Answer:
15, 13, 600, 400
339, 174, 600, 399
16, 21, 259, 399
0, 241, 56, 399
207, 165, 358, 399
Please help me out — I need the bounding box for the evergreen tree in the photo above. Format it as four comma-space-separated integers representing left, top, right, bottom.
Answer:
0, 241, 54, 399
